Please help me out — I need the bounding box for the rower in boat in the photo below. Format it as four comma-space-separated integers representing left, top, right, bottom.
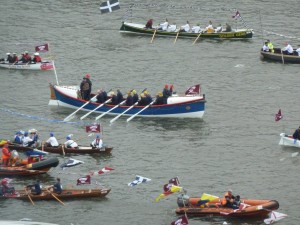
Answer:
296, 44, 300, 56
145, 19, 153, 29
281, 42, 294, 55
191, 23, 201, 33
153, 92, 164, 105
0, 179, 16, 196
267, 40, 274, 53
180, 21, 190, 32
13, 131, 24, 144
45, 132, 59, 147
64, 135, 78, 149
32, 52, 42, 63
47, 178, 63, 194
11, 53, 18, 63
158, 18, 169, 31
132, 89, 139, 104
26, 180, 42, 195
125, 91, 134, 106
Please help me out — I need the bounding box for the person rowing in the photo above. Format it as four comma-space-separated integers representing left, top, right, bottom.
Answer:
47, 178, 63, 194
64, 135, 78, 149
45, 132, 59, 147
26, 180, 42, 195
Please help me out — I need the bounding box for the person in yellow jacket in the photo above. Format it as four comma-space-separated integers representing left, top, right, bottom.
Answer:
267, 39, 274, 53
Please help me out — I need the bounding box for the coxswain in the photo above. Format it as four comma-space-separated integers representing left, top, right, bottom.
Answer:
145, 19, 153, 29
80, 74, 92, 100
162, 84, 171, 104
91, 134, 103, 149
267, 40, 274, 53
1, 141, 11, 166
32, 52, 42, 63
125, 91, 134, 106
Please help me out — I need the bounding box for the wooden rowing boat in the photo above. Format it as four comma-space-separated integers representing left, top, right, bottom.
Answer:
260, 48, 300, 63
120, 22, 253, 39
9, 143, 113, 155
2, 188, 111, 200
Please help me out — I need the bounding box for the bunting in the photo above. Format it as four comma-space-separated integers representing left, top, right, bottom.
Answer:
77, 175, 91, 185
90, 167, 114, 176
171, 215, 188, 225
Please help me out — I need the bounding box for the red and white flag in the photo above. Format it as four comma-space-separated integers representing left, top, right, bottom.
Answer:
275, 109, 282, 122
90, 166, 114, 176
232, 11, 241, 19
40, 62, 54, 70
35, 43, 49, 52
86, 124, 101, 133
185, 84, 200, 95
77, 175, 91, 185
171, 215, 188, 225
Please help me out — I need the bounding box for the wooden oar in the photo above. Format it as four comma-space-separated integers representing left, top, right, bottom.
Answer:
280, 50, 285, 64
110, 102, 139, 124
61, 145, 65, 156
95, 99, 126, 121
63, 95, 98, 122
24, 188, 35, 206
80, 98, 111, 120
46, 189, 65, 206
127, 100, 155, 122
193, 31, 202, 45
174, 30, 180, 44
150, 29, 157, 43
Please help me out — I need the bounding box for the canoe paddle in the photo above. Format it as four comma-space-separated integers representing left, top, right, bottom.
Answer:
127, 100, 155, 122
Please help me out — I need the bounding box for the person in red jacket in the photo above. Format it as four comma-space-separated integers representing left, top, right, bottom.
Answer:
32, 52, 42, 63
1, 142, 11, 166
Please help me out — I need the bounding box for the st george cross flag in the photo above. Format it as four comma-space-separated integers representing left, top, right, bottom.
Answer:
185, 84, 200, 95
232, 10, 241, 19
128, 175, 151, 187
99, 0, 120, 14
275, 109, 282, 121
90, 166, 114, 176
35, 43, 49, 52
86, 124, 101, 133
171, 215, 188, 225
60, 158, 84, 169
77, 175, 91, 185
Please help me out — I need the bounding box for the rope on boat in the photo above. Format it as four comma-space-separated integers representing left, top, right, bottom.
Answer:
0, 108, 83, 125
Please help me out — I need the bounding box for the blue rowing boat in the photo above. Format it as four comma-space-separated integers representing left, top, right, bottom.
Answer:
49, 84, 206, 119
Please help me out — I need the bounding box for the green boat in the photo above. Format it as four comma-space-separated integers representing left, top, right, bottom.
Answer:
120, 22, 253, 39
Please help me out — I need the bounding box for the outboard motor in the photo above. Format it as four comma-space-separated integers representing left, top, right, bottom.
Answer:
177, 193, 190, 207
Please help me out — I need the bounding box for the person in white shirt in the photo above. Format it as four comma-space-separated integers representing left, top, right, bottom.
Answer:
180, 21, 190, 32
295, 45, 300, 56
64, 136, 78, 148
262, 42, 270, 52
192, 24, 201, 33
91, 134, 103, 149
167, 24, 177, 32
215, 24, 222, 33
206, 20, 213, 31
281, 42, 294, 55
45, 132, 59, 147
158, 18, 169, 31
22, 132, 34, 147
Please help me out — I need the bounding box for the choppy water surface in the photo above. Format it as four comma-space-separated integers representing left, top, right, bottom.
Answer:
0, 0, 299, 224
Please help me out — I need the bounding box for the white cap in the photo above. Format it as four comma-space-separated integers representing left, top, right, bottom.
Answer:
34, 52, 39, 56
6, 53, 10, 55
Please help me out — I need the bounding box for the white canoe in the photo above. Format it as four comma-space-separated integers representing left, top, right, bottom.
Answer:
0, 61, 54, 70
0, 220, 59, 225
279, 133, 300, 148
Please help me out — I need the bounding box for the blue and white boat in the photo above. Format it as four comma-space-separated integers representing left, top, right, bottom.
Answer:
49, 84, 206, 119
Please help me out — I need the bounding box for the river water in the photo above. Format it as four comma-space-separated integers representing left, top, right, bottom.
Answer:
0, 0, 299, 225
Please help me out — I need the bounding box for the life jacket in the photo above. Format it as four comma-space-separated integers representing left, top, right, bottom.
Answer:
221, 192, 233, 205
1, 147, 11, 160
81, 81, 90, 91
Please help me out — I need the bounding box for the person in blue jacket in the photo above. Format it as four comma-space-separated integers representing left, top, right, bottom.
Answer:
27, 180, 42, 195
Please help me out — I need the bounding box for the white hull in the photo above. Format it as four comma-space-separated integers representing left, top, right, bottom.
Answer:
0, 61, 54, 70
279, 133, 300, 148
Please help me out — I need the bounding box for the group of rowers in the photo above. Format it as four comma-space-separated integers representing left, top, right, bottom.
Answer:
0, 177, 62, 197
145, 18, 232, 33
94, 84, 175, 106
262, 40, 300, 56
0, 51, 42, 64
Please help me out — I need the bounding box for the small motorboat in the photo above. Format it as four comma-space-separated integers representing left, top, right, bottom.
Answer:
0, 61, 54, 70
279, 133, 300, 148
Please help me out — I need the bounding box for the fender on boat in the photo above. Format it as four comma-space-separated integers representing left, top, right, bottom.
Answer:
26, 157, 59, 170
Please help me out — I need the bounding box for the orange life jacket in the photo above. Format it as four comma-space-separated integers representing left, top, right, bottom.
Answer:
1, 147, 11, 160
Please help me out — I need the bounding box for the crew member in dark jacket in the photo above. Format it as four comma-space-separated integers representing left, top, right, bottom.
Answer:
132, 90, 139, 104
125, 91, 133, 106
293, 127, 300, 140
27, 180, 42, 195
145, 19, 153, 29
80, 74, 92, 100
154, 92, 164, 105
110, 92, 118, 105
116, 89, 123, 104
162, 84, 171, 104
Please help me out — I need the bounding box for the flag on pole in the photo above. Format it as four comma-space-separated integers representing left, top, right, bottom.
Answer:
35, 43, 49, 52
90, 166, 114, 176
156, 185, 183, 202
77, 175, 91, 185
196, 193, 219, 206
128, 175, 151, 187
86, 124, 101, 133
275, 109, 282, 121
185, 84, 200, 95
232, 11, 241, 19
99, 0, 120, 14
171, 215, 188, 225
